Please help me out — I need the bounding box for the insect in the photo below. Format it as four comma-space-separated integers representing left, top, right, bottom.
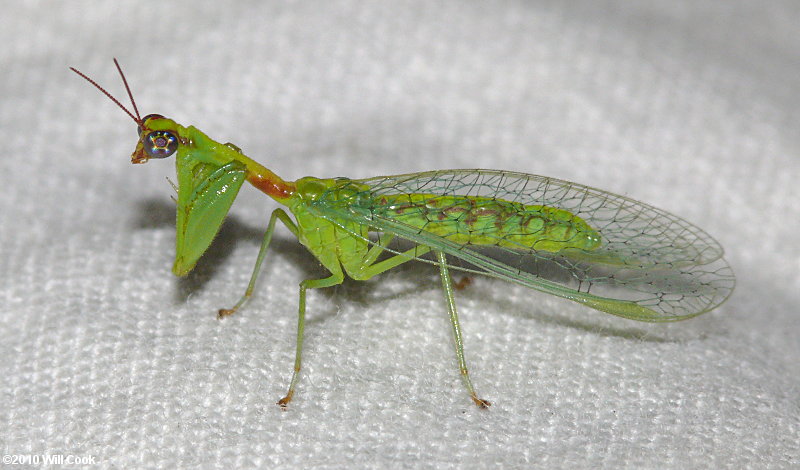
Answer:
71, 60, 735, 408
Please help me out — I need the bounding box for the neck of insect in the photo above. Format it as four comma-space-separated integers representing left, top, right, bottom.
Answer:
244, 161, 296, 203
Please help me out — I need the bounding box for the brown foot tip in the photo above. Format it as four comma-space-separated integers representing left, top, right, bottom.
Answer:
277, 392, 293, 410
472, 397, 491, 409
218, 308, 236, 319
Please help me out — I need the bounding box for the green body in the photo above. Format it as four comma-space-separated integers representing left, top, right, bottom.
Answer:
71, 61, 734, 407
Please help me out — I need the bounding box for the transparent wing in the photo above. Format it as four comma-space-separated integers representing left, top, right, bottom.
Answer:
312, 170, 735, 321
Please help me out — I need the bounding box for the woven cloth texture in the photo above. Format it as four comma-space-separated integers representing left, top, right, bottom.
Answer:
1, 1, 798, 468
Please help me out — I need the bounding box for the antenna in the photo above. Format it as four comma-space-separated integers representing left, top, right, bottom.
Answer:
70, 58, 142, 126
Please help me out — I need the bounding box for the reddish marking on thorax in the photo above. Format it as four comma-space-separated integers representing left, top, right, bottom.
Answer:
248, 173, 296, 200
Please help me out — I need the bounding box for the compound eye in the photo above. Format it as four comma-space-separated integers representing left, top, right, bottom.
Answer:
137, 113, 165, 135
143, 130, 178, 158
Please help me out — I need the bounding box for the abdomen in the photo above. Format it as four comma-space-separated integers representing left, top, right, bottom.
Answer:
374, 193, 601, 252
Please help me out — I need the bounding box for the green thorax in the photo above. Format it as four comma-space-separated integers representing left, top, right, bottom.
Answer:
287, 177, 372, 276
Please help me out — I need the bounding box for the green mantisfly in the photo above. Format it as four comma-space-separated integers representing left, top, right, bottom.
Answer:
71, 60, 735, 408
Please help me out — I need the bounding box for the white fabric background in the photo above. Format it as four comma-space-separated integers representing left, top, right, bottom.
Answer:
1, 1, 798, 468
